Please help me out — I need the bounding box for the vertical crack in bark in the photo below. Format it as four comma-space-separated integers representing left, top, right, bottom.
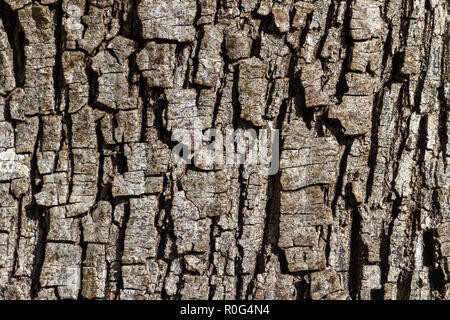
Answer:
365, 91, 383, 202
412, 0, 434, 113
11, 197, 23, 278
334, 0, 353, 104
331, 137, 353, 216
30, 206, 49, 299
0, 0, 447, 301
0, 0, 26, 87
51, 1, 64, 111
316, 1, 336, 63
95, 119, 108, 203
423, 228, 446, 297
114, 199, 130, 298
235, 164, 246, 300
348, 193, 363, 300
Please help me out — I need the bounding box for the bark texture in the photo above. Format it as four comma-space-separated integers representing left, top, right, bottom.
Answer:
0, 0, 448, 300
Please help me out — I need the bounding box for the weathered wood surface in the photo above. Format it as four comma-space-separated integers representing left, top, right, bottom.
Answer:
0, 0, 448, 300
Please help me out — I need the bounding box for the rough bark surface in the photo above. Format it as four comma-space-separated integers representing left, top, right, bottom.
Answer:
0, 0, 448, 300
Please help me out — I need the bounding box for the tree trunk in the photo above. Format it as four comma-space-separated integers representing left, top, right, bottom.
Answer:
0, 0, 448, 300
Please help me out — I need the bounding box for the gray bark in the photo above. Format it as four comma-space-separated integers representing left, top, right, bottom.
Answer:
0, 0, 448, 300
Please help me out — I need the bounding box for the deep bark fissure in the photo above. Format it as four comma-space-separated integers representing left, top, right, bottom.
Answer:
0, 0, 447, 301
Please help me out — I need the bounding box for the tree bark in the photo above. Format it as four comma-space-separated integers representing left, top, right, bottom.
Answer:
0, 0, 448, 300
